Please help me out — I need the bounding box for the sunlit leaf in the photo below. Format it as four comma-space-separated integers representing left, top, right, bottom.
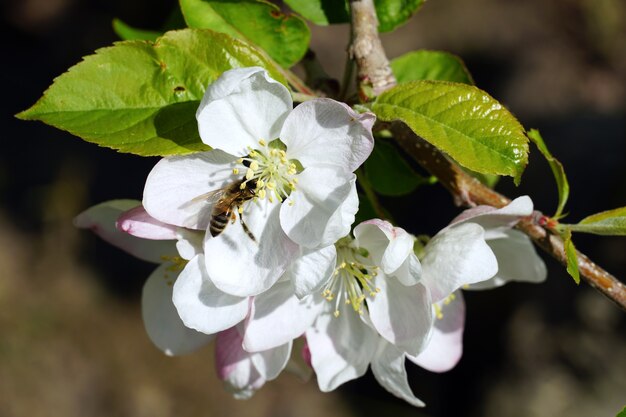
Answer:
180, 0, 310, 68
391, 50, 474, 85
17, 29, 285, 156
563, 228, 580, 284
527, 129, 570, 218
568, 207, 626, 236
373, 81, 529, 183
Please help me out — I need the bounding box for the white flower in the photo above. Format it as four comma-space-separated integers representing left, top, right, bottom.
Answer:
410, 196, 547, 372
302, 220, 432, 406
75, 201, 296, 399
143, 67, 374, 298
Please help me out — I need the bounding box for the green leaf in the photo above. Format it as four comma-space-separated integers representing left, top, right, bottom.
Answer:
391, 50, 474, 85
563, 228, 580, 284
527, 129, 570, 218
375, 0, 425, 32
283, 0, 422, 32
17, 29, 286, 156
461, 167, 500, 188
372, 81, 529, 183
365, 139, 429, 196
616, 406, 626, 417
112, 18, 162, 41
567, 207, 626, 236
180, 0, 310, 68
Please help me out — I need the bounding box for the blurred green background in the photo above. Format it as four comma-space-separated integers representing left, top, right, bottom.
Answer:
2, 0, 625, 416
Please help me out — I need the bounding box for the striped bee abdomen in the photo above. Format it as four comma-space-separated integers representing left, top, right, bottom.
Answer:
209, 210, 230, 237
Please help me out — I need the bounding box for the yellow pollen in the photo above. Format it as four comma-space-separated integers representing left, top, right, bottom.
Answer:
288, 200, 294, 206
240, 182, 246, 190
256, 179, 265, 188
249, 161, 259, 171
434, 304, 443, 320
245, 168, 255, 180
333, 310, 340, 318
232, 168, 239, 175
237, 158, 243, 164
238, 206, 244, 214
267, 181, 276, 189
258, 139, 267, 147
258, 189, 266, 199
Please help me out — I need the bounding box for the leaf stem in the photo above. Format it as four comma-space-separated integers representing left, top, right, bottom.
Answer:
356, 167, 394, 223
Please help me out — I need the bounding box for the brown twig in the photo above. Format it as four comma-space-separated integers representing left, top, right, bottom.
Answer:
348, 2, 626, 310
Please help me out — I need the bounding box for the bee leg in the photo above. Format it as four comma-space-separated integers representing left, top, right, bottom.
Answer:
238, 209, 257, 242
230, 211, 237, 224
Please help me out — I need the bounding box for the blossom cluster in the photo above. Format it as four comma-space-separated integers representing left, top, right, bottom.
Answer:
75, 67, 546, 406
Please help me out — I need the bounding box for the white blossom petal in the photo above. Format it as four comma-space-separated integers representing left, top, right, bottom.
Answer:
283, 245, 337, 299
243, 281, 322, 352
142, 264, 213, 356
409, 291, 465, 373
354, 220, 414, 274
306, 311, 378, 391
250, 341, 292, 381
280, 168, 357, 248
371, 341, 426, 407
143, 150, 240, 229
204, 199, 298, 297
468, 230, 547, 290
116, 205, 178, 240
175, 229, 204, 261
421, 223, 498, 302
280, 98, 375, 174
367, 278, 432, 356
74, 200, 176, 263
197, 67, 292, 156
449, 196, 533, 234
216, 327, 265, 399
172, 255, 248, 334
390, 254, 422, 287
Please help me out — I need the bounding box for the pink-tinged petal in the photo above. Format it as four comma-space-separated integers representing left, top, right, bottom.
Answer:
174, 229, 204, 261
283, 245, 337, 299
143, 150, 240, 229
204, 199, 298, 297
281, 99, 375, 174
74, 200, 177, 263
197, 67, 292, 156
368, 278, 432, 356
421, 223, 498, 302
243, 281, 322, 351
449, 196, 534, 232
216, 328, 266, 399
354, 220, 414, 274
280, 168, 357, 248
468, 230, 547, 290
305, 311, 378, 391
172, 255, 248, 334
371, 341, 426, 407
117, 205, 178, 240
409, 291, 465, 373
250, 341, 292, 380
142, 264, 213, 356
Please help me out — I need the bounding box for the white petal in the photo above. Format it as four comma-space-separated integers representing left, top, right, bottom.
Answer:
244, 281, 322, 351
421, 223, 498, 302
197, 67, 292, 156
390, 254, 422, 287
283, 245, 337, 298
117, 205, 178, 240
409, 291, 465, 373
449, 196, 534, 232
172, 255, 248, 334
468, 230, 547, 290
281, 99, 375, 174
250, 341, 292, 381
74, 200, 177, 263
371, 341, 425, 407
204, 199, 298, 297
143, 150, 240, 229
175, 229, 204, 261
280, 168, 357, 248
216, 328, 266, 399
305, 311, 378, 391
354, 220, 414, 274
141, 264, 213, 356
367, 278, 432, 356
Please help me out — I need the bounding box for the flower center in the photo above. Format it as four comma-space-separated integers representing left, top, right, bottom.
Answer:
322, 239, 380, 317
234, 139, 298, 204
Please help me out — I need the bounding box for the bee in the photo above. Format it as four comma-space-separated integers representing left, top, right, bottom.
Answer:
204, 178, 258, 241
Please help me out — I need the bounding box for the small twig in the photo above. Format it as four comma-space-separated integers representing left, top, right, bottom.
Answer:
339, 32, 355, 101
348, 0, 396, 101
349, 0, 626, 311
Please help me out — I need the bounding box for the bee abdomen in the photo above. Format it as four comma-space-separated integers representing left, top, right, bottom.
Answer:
209, 212, 229, 237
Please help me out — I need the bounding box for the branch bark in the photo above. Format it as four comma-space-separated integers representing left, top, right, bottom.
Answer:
348, 1, 626, 311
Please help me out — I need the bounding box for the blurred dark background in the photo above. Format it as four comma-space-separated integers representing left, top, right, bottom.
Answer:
1, 0, 625, 416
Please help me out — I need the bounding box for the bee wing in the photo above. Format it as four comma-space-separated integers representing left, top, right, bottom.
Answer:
180, 189, 227, 229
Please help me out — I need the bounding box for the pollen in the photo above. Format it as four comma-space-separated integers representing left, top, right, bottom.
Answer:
232, 168, 239, 175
